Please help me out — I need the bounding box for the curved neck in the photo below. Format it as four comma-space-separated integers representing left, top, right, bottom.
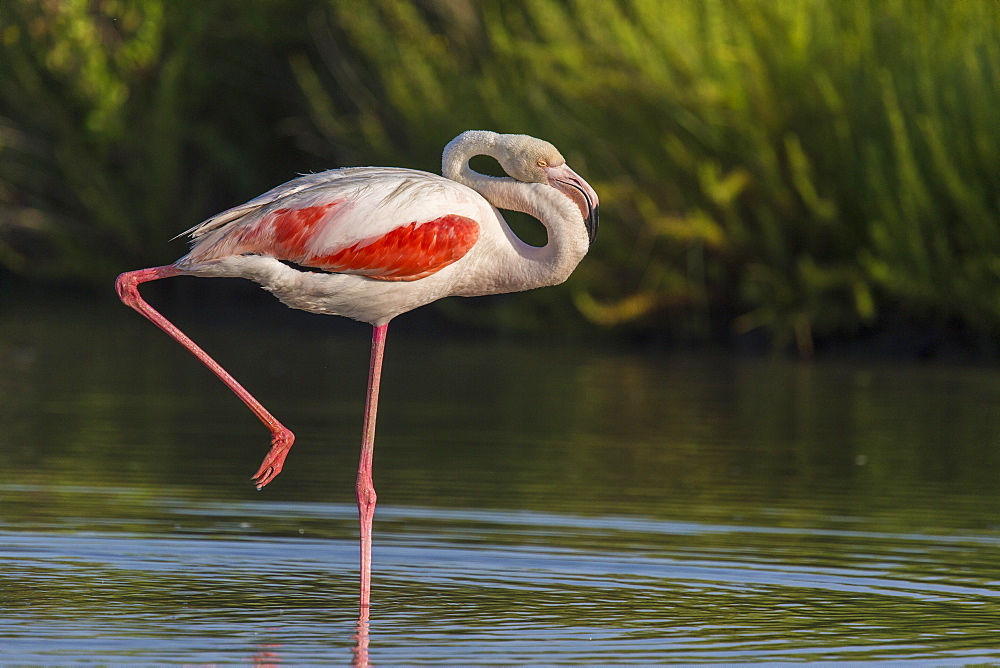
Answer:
443, 130, 499, 183
442, 131, 590, 290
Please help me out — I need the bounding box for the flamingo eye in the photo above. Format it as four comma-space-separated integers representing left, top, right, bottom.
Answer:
537, 159, 548, 168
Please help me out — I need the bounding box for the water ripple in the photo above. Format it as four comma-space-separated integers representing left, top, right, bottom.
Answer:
1, 491, 997, 664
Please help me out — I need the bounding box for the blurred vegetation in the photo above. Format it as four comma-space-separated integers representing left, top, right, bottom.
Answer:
1, 0, 998, 354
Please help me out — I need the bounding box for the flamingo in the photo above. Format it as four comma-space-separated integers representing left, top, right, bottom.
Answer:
115, 130, 599, 613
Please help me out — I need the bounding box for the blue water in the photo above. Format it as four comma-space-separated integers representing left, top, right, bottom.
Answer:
3, 492, 997, 665
1, 297, 998, 664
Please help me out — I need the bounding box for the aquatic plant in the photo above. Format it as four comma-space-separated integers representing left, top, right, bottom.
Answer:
1, 0, 997, 353
0, 0, 310, 279
302, 0, 999, 352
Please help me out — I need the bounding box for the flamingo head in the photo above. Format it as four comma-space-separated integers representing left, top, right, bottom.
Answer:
444, 130, 600, 245
496, 134, 600, 245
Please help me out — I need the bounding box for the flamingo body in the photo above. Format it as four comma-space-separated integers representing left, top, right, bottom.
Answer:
174, 158, 594, 324
181, 168, 490, 274
176, 168, 498, 323
115, 130, 599, 616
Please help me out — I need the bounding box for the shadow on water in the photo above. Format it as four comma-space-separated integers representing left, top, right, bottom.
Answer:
1, 293, 998, 664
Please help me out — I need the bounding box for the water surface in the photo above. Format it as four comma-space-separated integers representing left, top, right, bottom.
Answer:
1, 295, 998, 664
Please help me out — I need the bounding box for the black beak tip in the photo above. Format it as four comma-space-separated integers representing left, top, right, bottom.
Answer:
586, 205, 599, 245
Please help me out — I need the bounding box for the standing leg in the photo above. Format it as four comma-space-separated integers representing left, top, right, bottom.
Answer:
115, 266, 294, 488
357, 323, 388, 617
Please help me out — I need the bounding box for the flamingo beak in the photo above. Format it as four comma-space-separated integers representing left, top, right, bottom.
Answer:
545, 164, 600, 245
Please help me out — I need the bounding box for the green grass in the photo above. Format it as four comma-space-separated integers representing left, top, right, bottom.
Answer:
1, 0, 998, 353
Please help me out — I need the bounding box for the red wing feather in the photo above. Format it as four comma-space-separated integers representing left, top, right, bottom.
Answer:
249, 207, 479, 281
268, 203, 340, 251
309, 216, 480, 281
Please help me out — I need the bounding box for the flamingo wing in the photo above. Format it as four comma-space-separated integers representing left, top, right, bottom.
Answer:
182, 168, 483, 281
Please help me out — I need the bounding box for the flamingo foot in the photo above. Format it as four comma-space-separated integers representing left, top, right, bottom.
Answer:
252, 428, 295, 489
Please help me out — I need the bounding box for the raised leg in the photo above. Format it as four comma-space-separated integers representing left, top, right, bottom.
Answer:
357, 322, 388, 616
115, 266, 294, 488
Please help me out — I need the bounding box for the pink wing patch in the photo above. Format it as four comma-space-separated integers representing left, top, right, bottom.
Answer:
268, 203, 341, 251
310, 216, 480, 281
236, 204, 480, 281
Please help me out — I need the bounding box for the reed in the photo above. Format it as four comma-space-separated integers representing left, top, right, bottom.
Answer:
306, 0, 1000, 351
1, 0, 997, 352
0, 0, 309, 279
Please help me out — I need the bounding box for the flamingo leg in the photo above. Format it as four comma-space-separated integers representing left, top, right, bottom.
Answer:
115, 266, 294, 488
357, 322, 388, 616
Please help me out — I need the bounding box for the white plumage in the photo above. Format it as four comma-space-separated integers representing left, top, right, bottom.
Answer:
115, 130, 599, 615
